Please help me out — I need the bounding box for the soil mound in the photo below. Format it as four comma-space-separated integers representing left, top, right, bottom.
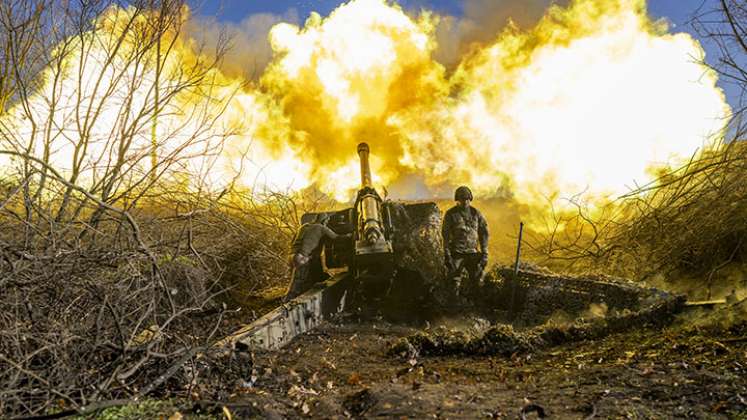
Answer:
390, 268, 686, 357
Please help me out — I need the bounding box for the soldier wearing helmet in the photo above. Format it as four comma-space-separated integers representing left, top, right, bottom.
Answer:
442, 186, 489, 300
284, 213, 350, 301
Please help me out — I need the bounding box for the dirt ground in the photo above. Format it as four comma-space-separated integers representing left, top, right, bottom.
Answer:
202, 312, 747, 419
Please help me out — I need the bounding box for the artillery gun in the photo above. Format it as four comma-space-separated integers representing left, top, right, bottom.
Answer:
224, 143, 685, 352
301, 143, 437, 279
224, 143, 444, 350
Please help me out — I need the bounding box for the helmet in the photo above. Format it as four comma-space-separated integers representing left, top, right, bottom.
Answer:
454, 186, 473, 201
315, 213, 330, 225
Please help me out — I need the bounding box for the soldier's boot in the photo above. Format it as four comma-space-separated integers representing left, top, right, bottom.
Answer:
284, 265, 311, 302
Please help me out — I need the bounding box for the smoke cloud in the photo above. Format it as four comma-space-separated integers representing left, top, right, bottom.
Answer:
184, 10, 300, 80
184, 0, 727, 207
433, 0, 570, 68
6, 0, 731, 209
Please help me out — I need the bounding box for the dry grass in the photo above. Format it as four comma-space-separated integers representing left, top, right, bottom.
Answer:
0, 174, 309, 417
527, 140, 747, 301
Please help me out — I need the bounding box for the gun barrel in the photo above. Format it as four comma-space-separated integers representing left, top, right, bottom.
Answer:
357, 142, 373, 188
355, 142, 390, 252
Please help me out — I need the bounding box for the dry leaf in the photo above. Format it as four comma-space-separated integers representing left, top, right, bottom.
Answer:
347, 372, 362, 385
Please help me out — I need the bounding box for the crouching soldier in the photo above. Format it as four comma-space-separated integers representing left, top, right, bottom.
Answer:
442, 186, 489, 301
284, 214, 349, 301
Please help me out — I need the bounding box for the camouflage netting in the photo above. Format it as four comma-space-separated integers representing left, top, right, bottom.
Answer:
475, 264, 675, 327
389, 267, 687, 357
388, 201, 447, 292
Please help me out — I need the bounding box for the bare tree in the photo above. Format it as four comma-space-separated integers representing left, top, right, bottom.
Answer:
693, 0, 747, 140
0, 0, 49, 115
0, 1, 279, 416
0, 0, 244, 241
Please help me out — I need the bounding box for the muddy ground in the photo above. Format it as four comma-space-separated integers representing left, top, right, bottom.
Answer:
195, 312, 747, 419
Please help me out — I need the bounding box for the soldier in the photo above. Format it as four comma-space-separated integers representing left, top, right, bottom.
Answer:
442, 186, 489, 300
284, 214, 350, 301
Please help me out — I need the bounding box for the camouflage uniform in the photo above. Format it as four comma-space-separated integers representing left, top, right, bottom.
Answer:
285, 223, 344, 301
442, 204, 489, 300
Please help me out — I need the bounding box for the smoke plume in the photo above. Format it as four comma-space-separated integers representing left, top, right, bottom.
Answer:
2, 0, 732, 207
434, 0, 571, 68
184, 10, 300, 80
